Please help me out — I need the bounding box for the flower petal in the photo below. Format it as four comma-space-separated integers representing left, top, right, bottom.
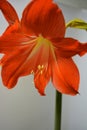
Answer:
1, 51, 26, 88
0, 0, 19, 25
1, 37, 50, 89
51, 37, 87, 57
34, 64, 51, 96
0, 21, 35, 54
51, 57, 80, 95
21, 0, 65, 38
1, 45, 36, 88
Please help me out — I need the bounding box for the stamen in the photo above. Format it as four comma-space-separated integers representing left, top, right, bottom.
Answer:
31, 70, 34, 74
40, 70, 43, 74
38, 65, 41, 70
37, 65, 44, 70
41, 65, 44, 69
22, 39, 36, 45
30, 36, 37, 38
37, 65, 44, 74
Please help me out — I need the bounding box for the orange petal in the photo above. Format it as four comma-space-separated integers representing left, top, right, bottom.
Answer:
51, 57, 80, 95
21, 0, 65, 38
34, 64, 51, 96
0, 0, 19, 25
1, 37, 50, 89
51, 37, 87, 57
1, 51, 26, 88
1, 45, 35, 88
0, 21, 34, 54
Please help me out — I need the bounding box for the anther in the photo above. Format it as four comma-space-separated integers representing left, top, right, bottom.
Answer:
38, 65, 41, 70
37, 65, 44, 70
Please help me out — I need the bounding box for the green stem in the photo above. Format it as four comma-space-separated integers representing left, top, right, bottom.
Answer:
54, 91, 62, 130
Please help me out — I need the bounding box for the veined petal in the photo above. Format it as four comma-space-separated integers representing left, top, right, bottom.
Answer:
0, 21, 36, 54
1, 37, 51, 89
51, 57, 80, 95
0, 0, 19, 25
1, 50, 26, 88
51, 38, 87, 57
21, 0, 65, 38
1, 45, 36, 88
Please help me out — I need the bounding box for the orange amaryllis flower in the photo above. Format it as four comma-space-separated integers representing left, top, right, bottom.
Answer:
0, 0, 87, 95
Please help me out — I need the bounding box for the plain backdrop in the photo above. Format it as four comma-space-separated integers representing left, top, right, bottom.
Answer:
0, 0, 87, 130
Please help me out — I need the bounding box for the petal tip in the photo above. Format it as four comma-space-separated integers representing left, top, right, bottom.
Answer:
36, 87, 46, 96
68, 90, 79, 96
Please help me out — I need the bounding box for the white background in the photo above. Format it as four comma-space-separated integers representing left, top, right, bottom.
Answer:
57, 0, 87, 9
0, 0, 87, 130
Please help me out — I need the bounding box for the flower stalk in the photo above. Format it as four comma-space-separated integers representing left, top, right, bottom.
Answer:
54, 91, 62, 130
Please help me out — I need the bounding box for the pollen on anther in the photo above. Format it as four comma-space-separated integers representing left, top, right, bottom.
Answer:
37, 65, 44, 70
41, 65, 44, 69
38, 65, 41, 70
